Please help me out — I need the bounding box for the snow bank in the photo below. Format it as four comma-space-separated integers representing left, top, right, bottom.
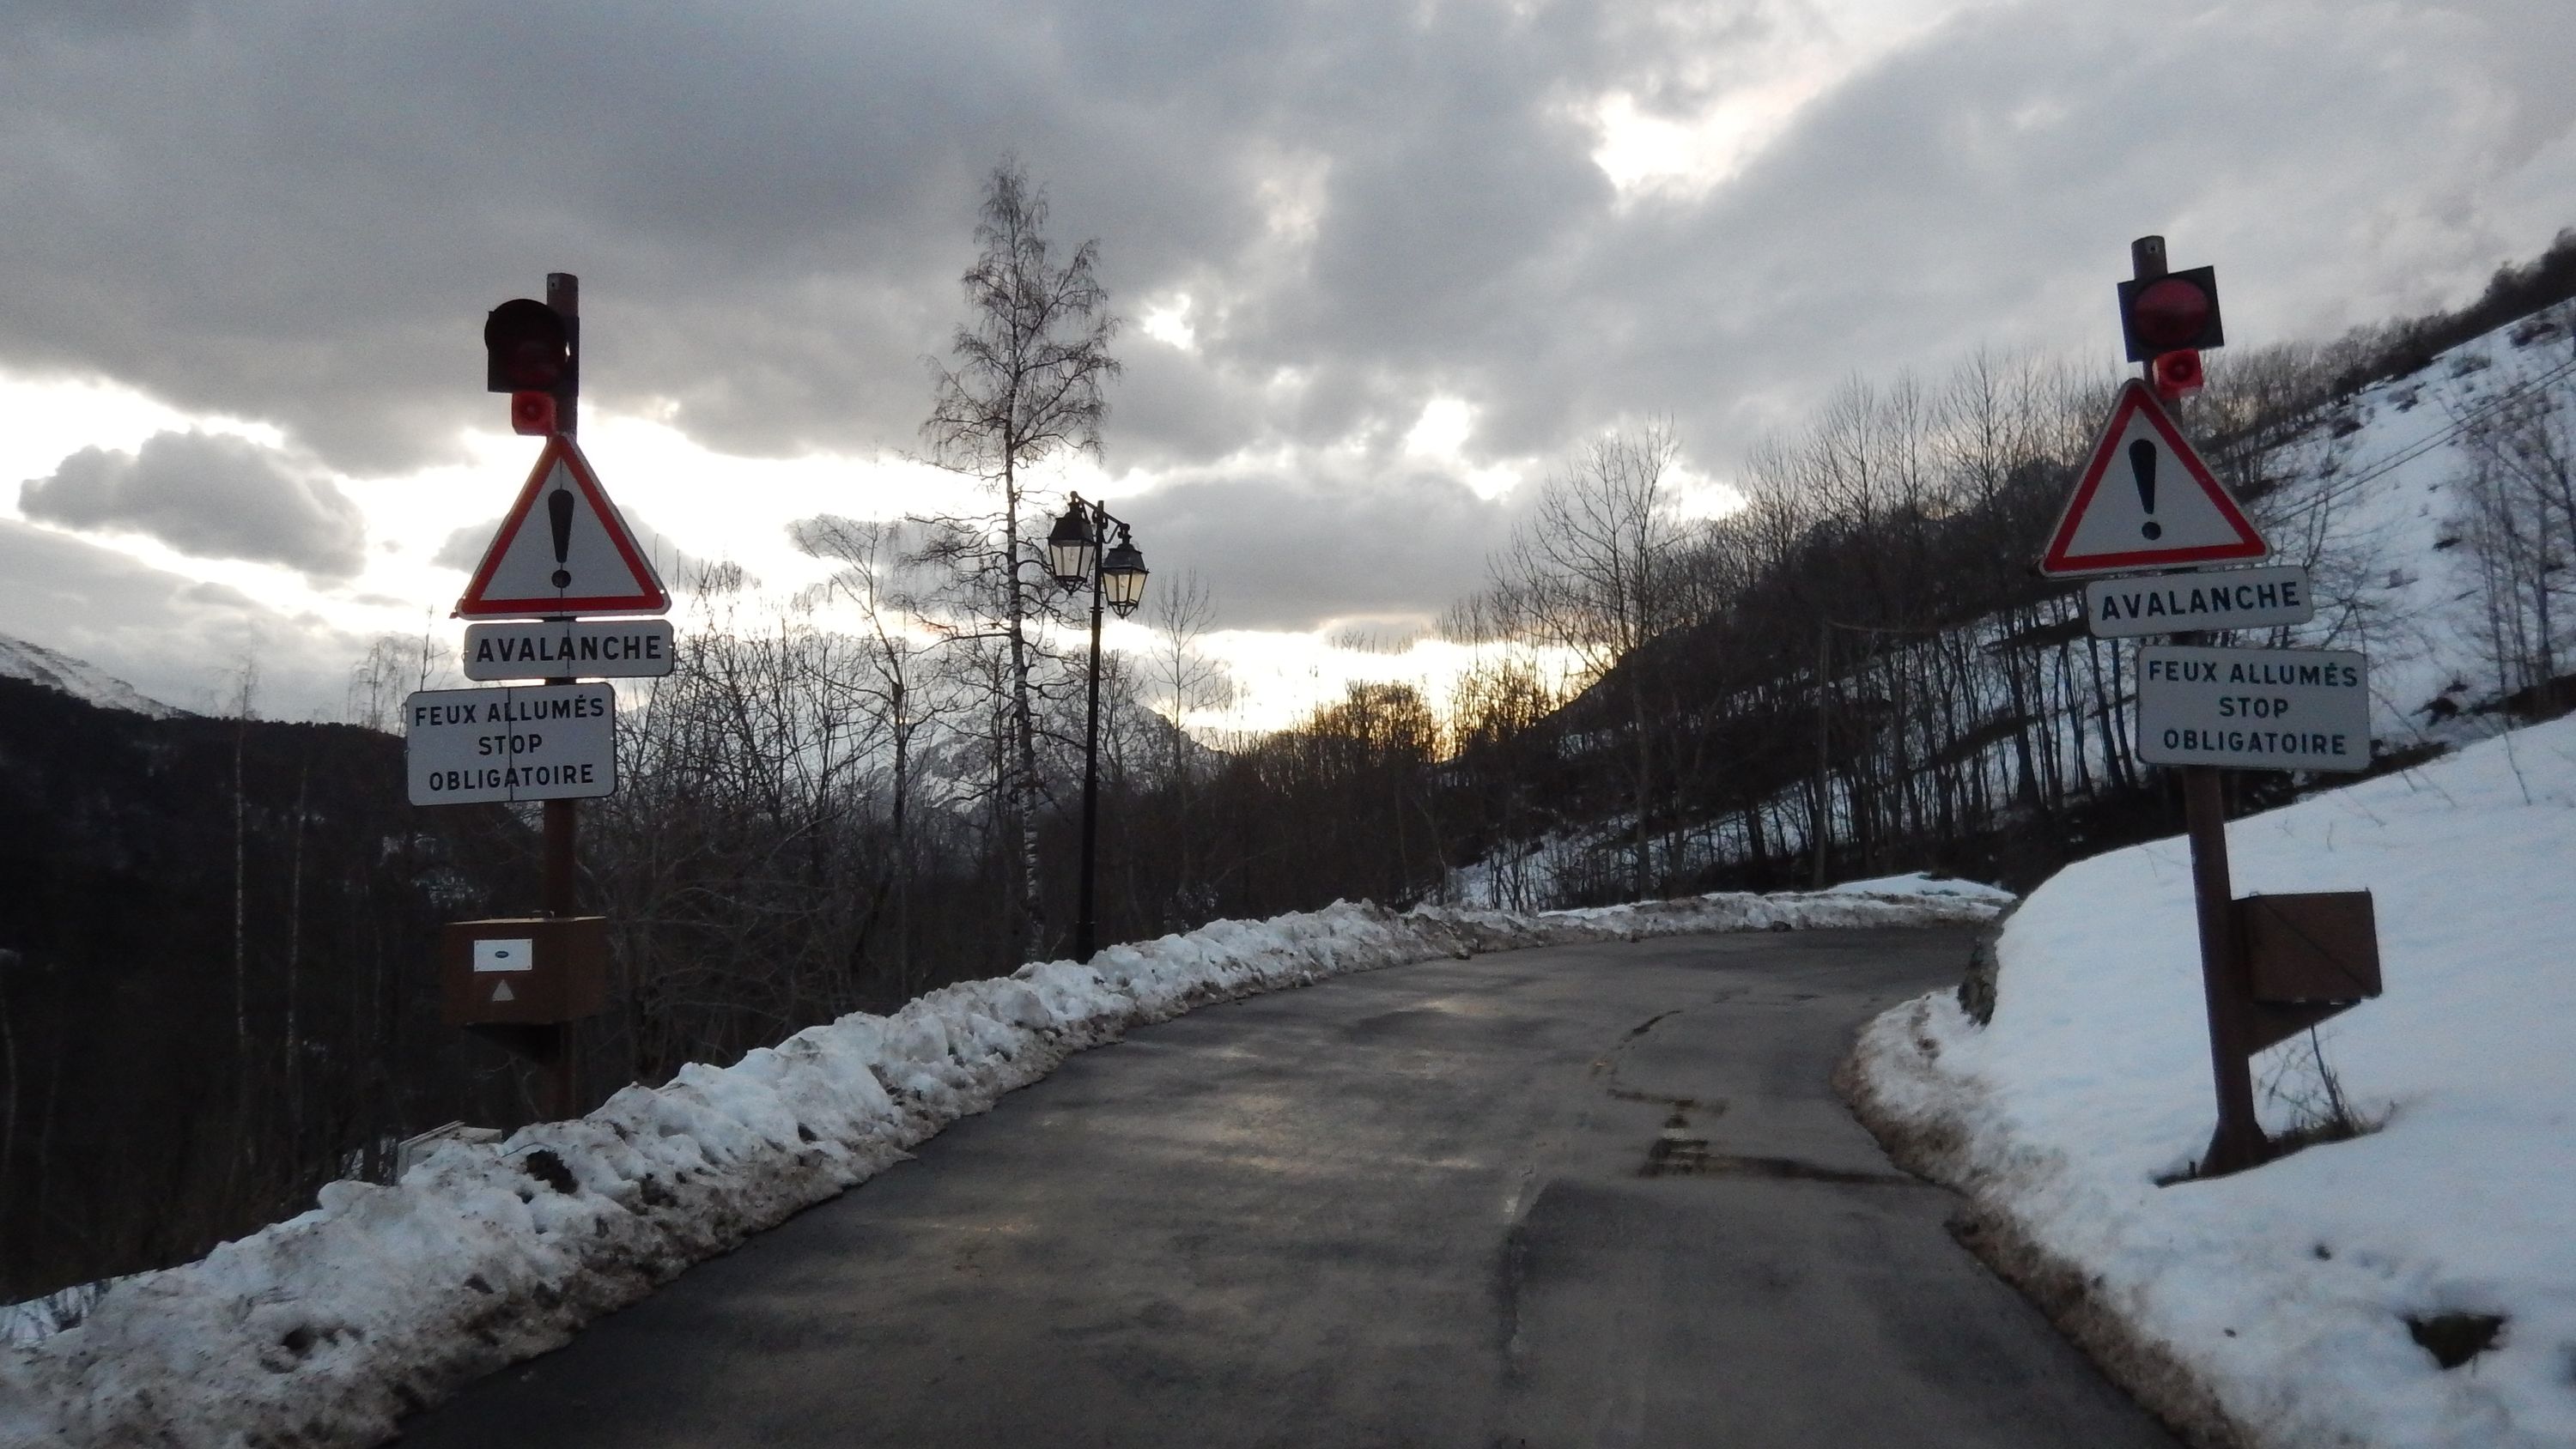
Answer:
1820, 870, 2017, 906
1, 886, 1998, 1449
1848, 718, 2576, 1448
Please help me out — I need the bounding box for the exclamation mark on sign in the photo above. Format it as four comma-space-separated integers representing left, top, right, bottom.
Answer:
548, 488, 575, 589
2129, 439, 2160, 541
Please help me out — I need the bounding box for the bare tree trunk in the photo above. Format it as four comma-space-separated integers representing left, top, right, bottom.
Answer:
283, 762, 308, 1162
34, 1041, 62, 1257
1629, 672, 1652, 900
891, 698, 913, 1001
0, 970, 17, 1211
1001, 461, 1047, 961
228, 672, 252, 1205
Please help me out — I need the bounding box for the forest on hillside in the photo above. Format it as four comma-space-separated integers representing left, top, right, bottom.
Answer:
6, 221, 2573, 1310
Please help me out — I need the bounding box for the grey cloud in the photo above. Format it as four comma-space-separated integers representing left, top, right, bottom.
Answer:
1119, 464, 1513, 633
0, 0, 2569, 535
431, 524, 489, 573
0, 0, 1696, 474
20, 430, 367, 578
0, 519, 367, 718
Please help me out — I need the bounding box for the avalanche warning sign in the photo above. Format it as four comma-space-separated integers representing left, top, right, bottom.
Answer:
456, 433, 669, 618
2037, 379, 2266, 579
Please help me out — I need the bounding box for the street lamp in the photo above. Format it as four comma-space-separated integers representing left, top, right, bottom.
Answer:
1048, 495, 1149, 962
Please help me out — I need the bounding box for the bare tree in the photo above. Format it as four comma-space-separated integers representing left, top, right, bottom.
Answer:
2452, 355, 2576, 706
920, 158, 1121, 961
0, 950, 17, 1206
794, 515, 947, 996
1476, 420, 1690, 899
345, 621, 455, 731
1145, 570, 1232, 922
221, 653, 258, 1204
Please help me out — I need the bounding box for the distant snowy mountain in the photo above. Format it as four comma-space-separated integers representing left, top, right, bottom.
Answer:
0, 636, 188, 718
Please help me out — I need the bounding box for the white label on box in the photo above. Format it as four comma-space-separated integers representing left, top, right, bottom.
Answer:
473, 938, 536, 973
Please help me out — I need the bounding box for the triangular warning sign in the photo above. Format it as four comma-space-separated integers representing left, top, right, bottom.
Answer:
2037, 379, 2267, 578
491, 979, 516, 1003
456, 434, 670, 618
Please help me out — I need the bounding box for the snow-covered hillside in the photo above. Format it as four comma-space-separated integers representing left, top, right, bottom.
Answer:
0, 635, 187, 718
1462, 309, 2576, 912
1850, 716, 2576, 1448
2265, 312, 2576, 744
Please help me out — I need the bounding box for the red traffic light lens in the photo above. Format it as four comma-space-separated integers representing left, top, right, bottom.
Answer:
502, 342, 562, 390
509, 391, 558, 435
2131, 277, 2211, 353
2153, 349, 2204, 401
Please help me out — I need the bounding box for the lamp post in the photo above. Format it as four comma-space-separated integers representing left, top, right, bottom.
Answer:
1048, 494, 1149, 963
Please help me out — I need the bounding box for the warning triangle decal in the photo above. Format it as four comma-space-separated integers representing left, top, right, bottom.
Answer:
456, 434, 671, 618
491, 980, 516, 1003
2037, 379, 2267, 579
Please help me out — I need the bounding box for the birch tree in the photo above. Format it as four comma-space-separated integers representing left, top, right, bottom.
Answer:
921, 158, 1121, 960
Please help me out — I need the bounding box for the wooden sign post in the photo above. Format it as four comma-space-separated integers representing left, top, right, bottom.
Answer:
2034, 235, 2384, 1178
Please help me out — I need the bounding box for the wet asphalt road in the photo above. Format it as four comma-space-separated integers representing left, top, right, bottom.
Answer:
396, 928, 2177, 1448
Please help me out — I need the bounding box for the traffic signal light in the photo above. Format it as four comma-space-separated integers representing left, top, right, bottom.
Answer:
2152, 348, 2205, 401
507, 391, 558, 434
2116, 265, 2223, 363
483, 297, 575, 436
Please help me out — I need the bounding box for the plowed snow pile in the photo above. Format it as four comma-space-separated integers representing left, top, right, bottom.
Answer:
1, 884, 1999, 1448
1850, 718, 2576, 1449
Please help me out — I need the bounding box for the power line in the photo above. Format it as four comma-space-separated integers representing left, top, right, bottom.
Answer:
2305, 352, 2576, 503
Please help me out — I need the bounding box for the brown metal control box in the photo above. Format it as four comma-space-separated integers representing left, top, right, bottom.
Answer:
440, 917, 610, 1026
2237, 891, 2381, 1003
2233, 890, 2381, 1054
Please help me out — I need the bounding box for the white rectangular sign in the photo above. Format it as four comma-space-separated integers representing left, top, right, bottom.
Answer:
2136, 646, 2370, 773
461, 619, 677, 681
404, 683, 617, 805
2085, 565, 2315, 640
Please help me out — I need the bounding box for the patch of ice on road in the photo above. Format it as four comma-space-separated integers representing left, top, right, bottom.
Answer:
1, 886, 2002, 1449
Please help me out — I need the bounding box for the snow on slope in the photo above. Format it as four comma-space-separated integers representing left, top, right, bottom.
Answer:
2259, 312, 2576, 746
0, 884, 2000, 1449
0, 635, 187, 718
1849, 717, 2576, 1448
1453, 312, 2576, 911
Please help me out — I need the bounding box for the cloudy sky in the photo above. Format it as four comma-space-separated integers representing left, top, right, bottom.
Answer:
3, 0, 2570, 724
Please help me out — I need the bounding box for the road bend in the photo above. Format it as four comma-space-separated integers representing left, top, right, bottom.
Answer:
396, 927, 2177, 1448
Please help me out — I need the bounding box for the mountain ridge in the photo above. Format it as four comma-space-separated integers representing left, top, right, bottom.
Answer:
0, 636, 188, 719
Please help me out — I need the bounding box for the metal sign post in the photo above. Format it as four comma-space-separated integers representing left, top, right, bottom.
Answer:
2032, 236, 2384, 1179
2122, 235, 2271, 1176
407, 270, 671, 1123
2180, 761, 2266, 1175
535, 271, 583, 1121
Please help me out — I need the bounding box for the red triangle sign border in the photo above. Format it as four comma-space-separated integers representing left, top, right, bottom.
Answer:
2037, 379, 2267, 578
456, 433, 671, 619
